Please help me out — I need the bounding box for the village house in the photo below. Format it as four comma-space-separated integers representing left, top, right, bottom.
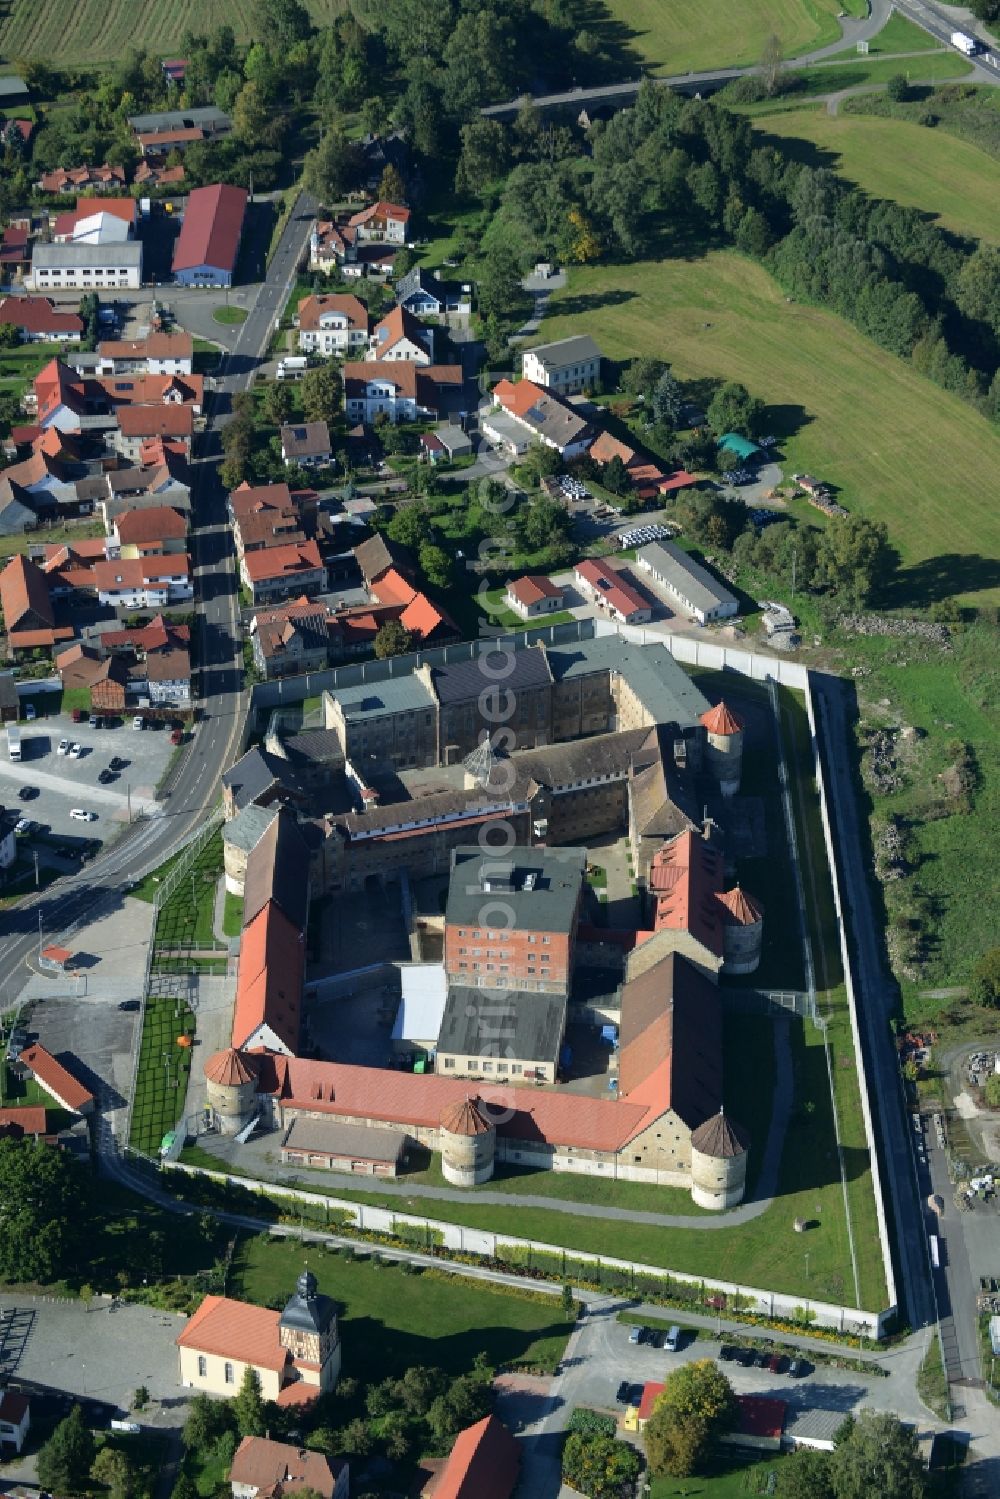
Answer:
37, 163, 126, 194
229, 1436, 347, 1499
280, 421, 332, 470
128, 106, 230, 155
108, 505, 188, 558
504, 574, 565, 620
347, 199, 410, 243
368, 304, 434, 363
486, 378, 592, 458
521, 334, 603, 395
92, 554, 193, 609
0, 296, 83, 343
396, 266, 472, 319
589, 430, 697, 504
296, 293, 369, 356
0, 553, 73, 656
250, 598, 332, 680
241, 539, 326, 606
96, 330, 194, 376
342, 361, 463, 425
574, 558, 653, 625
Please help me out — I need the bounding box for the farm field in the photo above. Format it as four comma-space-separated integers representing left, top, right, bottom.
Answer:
0, 0, 347, 66
594, 0, 856, 75
537, 252, 1000, 606
230, 1234, 576, 1384
755, 108, 1000, 243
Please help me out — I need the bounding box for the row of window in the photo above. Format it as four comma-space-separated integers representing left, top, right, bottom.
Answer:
196, 1354, 236, 1383
457, 930, 551, 943
442, 1058, 524, 1074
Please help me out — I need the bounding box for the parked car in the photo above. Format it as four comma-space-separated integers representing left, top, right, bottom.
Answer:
69, 808, 97, 822
57, 738, 70, 755
767, 1354, 788, 1375
719, 1345, 739, 1361
628, 1325, 643, 1345
98, 769, 117, 785
24, 703, 36, 721
88, 714, 99, 728
69, 742, 83, 759
18, 785, 38, 801
71, 708, 84, 723
787, 1359, 808, 1378
169, 728, 184, 746
117, 1000, 141, 1013
14, 818, 33, 835
109, 756, 128, 771
616, 1380, 631, 1404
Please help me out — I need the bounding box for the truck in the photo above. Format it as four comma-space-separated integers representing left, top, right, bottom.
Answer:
276, 356, 309, 380
6, 723, 21, 760
951, 30, 978, 55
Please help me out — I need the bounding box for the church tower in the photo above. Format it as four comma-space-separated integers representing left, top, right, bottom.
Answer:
278, 1269, 341, 1392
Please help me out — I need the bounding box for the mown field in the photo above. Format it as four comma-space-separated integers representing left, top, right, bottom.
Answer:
0, 0, 346, 66
756, 108, 1000, 243
594, 0, 858, 75
538, 252, 1000, 606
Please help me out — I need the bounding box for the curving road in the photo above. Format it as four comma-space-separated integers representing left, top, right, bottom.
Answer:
0, 193, 316, 1011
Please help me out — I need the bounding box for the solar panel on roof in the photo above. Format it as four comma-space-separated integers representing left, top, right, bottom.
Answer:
526, 404, 548, 423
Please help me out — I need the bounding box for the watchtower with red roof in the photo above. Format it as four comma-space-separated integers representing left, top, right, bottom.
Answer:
700, 700, 744, 798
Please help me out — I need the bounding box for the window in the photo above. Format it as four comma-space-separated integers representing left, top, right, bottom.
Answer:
224, 1362, 235, 1385
542, 935, 551, 944
444, 1058, 455, 1069
511, 1063, 522, 1075
497, 1062, 508, 1074
483, 1062, 493, 1073
197, 1355, 207, 1377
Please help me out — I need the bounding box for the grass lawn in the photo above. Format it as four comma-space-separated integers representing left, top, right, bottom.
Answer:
0, 520, 104, 563
538, 251, 1000, 606
860, 11, 946, 53
778, 51, 972, 97
58, 686, 92, 715
593, 0, 851, 75
222, 890, 243, 938
755, 108, 1000, 243
151, 831, 224, 953
212, 305, 247, 326
478, 586, 576, 633
230, 1234, 576, 1382
129, 991, 196, 1154
649, 1450, 786, 1497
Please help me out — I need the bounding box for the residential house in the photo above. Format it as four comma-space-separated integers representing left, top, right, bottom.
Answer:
96, 331, 194, 376
109, 505, 188, 558
342, 361, 463, 425
37, 163, 126, 194
296, 293, 369, 356
359, 131, 409, 192
15, 1042, 94, 1114
51, 198, 137, 243
0, 296, 82, 343
55, 643, 133, 711
172, 183, 247, 288
574, 558, 653, 625
589, 431, 696, 504
352, 534, 414, 589
486, 378, 592, 458
368, 304, 433, 363
241, 540, 325, 606
0, 225, 31, 278
161, 59, 188, 86
250, 598, 332, 680
229, 1436, 347, 1499
177, 1270, 340, 1405
0, 554, 72, 656
635, 540, 738, 624
280, 422, 332, 470
521, 334, 603, 395
91, 554, 193, 608
347, 200, 411, 243
0, 1391, 30, 1455
32, 358, 86, 430
416, 1416, 519, 1499
134, 157, 186, 189
0, 484, 35, 536
28, 241, 143, 292
234, 508, 305, 559
128, 106, 231, 154
504, 574, 565, 620
309, 219, 353, 272
145, 645, 192, 706
396, 266, 472, 319
114, 404, 194, 462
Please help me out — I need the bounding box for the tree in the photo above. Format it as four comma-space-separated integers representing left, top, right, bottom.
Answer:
644, 1411, 709, 1478
254, 0, 311, 50
956, 245, 1000, 339
707, 381, 765, 439
970, 948, 1000, 1008
601, 455, 632, 497
419, 542, 453, 589
375, 620, 413, 659
232, 81, 274, 148
644, 1360, 736, 1477
886, 74, 910, 103
262, 381, 294, 427
300, 362, 342, 426
815, 514, 893, 606
984, 1075, 1000, 1108
455, 118, 510, 198
387, 503, 432, 548
396, 1365, 447, 1416
620, 357, 666, 400
182, 1393, 235, 1454
561, 1283, 575, 1315
37, 1406, 96, 1495
0, 322, 19, 349
477, 252, 527, 324
379, 164, 407, 205
828, 1410, 927, 1499
776, 1447, 836, 1498
232, 1365, 265, 1438
170, 1477, 198, 1499
90, 1447, 132, 1499
0, 1138, 82, 1283
651, 368, 684, 428
339, 1417, 373, 1457
760, 32, 784, 96
561, 1431, 641, 1498
303, 129, 363, 203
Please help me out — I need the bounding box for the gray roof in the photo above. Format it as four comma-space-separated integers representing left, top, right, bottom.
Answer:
395, 266, 466, 308
279, 1269, 336, 1335
278, 729, 344, 767
243, 806, 310, 932
222, 801, 280, 855
281, 1114, 406, 1163
431, 644, 552, 705
329, 673, 436, 721
546, 637, 709, 729
498, 386, 591, 451
438, 985, 568, 1067
127, 106, 230, 132
280, 420, 331, 459
353, 532, 414, 582
446, 844, 586, 934
637, 541, 738, 616
0, 76, 28, 101
32, 243, 143, 270
222, 746, 307, 811
525, 334, 602, 372
511, 727, 649, 791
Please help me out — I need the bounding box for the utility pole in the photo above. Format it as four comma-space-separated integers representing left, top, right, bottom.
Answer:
127, 782, 132, 824
791, 545, 797, 599
37, 909, 42, 963
33, 849, 39, 890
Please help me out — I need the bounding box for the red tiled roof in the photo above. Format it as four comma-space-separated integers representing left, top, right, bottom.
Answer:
204, 1048, 256, 1087
176, 1295, 287, 1371
172, 182, 248, 275
506, 574, 562, 608
400, 590, 452, 642
648, 830, 726, 956
0, 1106, 49, 1137
39, 164, 126, 192
716, 886, 763, 926
232, 902, 304, 1052
371, 303, 427, 356
431, 1416, 519, 1499
348, 199, 410, 227
297, 292, 368, 332
91, 554, 190, 592
230, 1436, 340, 1499
575, 558, 651, 621
700, 701, 745, 736
637, 1381, 665, 1421
231, 482, 294, 521
115, 505, 187, 544
243, 539, 322, 585
18, 1043, 93, 1112
52, 197, 137, 237
99, 331, 193, 362
342, 361, 462, 405
0, 553, 55, 631
116, 404, 193, 438
735, 1394, 785, 1440
0, 296, 83, 337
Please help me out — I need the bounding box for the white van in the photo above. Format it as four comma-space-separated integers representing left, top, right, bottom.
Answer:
664, 1325, 681, 1352
277, 357, 308, 381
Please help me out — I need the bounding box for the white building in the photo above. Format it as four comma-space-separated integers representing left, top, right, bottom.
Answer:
0, 1390, 30, 1455
29, 242, 143, 291
635, 540, 738, 625
368, 305, 433, 363
93, 555, 193, 609
521, 335, 603, 395
96, 331, 194, 376
296, 294, 369, 357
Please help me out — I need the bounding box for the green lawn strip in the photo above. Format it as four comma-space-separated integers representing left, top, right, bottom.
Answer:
212, 304, 247, 326
917, 1334, 950, 1419
596, 0, 846, 75
152, 831, 224, 951
862, 11, 947, 52
617, 1309, 701, 1338
129, 992, 195, 1153
222, 891, 243, 938
649, 1449, 785, 1498
0, 520, 104, 563
538, 251, 1000, 606
781, 51, 972, 97
0, 1066, 58, 1111
230, 1234, 575, 1381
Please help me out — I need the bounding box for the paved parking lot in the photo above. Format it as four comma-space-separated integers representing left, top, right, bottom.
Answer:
0, 712, 178, 859
20, 989, 141, 1119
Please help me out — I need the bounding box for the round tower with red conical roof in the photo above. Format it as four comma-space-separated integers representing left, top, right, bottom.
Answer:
690, 1107, 750, 1210
203, 1047, 256, 1135
718, 885, 765, 975
440, 1097, 496, 1186
699, 700, 745, 798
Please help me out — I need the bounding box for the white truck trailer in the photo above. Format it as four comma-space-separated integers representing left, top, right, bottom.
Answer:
6, 723, 21, 760
951, 30, 978, 56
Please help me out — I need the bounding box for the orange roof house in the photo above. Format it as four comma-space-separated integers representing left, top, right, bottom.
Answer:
423, 1415, 519, 1499
574, 557, 652, 625
231, 901, 304, 1055
647, 830, 764, 974
16, 1043, 94, 1115
229, 1436, 346, 1499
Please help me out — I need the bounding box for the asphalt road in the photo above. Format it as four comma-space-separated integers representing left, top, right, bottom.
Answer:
0, 194, 316, 1013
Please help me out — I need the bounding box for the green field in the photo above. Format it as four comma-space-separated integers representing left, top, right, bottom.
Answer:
756, 108, 1000, 243
230, 1234, 576, 1383
151, 830, 224, 954
129, 992, 195, 1154
595, 0, 854, 75
0, 0, 347, 65
857, 11, 945, 53
537, 251, 1000, 606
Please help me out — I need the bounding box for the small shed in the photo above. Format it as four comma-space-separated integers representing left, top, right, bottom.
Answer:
39, 945, 73, 973
718, 433, 762, 463
720, 1395, 786, 1452
0, 675, 18, 724
437, 424, 472, 459
420, 431, 445, 464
